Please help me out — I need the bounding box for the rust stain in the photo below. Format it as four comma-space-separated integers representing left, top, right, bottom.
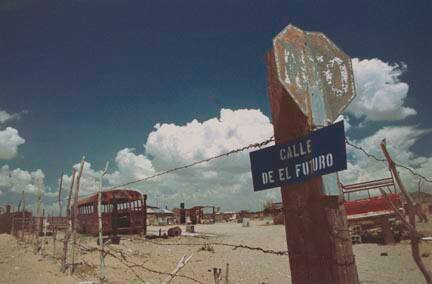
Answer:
273, 24, 356, 123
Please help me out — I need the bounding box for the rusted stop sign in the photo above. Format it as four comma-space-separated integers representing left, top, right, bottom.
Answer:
273, 25, 356, 124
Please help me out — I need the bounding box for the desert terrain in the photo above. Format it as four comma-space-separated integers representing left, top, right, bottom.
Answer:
0, 219, 431, 284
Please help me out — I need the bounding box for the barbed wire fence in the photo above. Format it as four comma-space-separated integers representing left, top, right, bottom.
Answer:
8, 133, 432, 283
101, 136, 432, 191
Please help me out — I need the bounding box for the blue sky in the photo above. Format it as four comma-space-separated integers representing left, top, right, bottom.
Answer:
1, 0, 431, 212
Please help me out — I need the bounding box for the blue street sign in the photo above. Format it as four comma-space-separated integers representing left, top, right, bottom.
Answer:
249, 120, 347, 192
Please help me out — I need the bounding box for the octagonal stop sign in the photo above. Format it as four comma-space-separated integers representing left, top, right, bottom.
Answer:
273, 25, 356, 124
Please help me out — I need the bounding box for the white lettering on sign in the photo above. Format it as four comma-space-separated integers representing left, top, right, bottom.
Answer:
278, 167, 292, 182
259, 153, 335, 186
294, 153, 334, 178
262, 170, 275, 185
279, 139, 312, 161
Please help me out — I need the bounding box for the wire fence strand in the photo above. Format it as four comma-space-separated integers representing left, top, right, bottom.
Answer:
106, 136, 275, 190
58, 132, 432, 202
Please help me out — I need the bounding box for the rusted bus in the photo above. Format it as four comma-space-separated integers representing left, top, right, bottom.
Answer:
341, 177, 403, 217
77, 189, 147, 236
46, 216, 69, 230
341, 177, 406, 243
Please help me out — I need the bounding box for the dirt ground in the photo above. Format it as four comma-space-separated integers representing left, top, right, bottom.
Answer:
0, 218, 431, 284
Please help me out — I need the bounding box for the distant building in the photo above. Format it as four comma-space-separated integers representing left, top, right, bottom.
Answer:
147, 206, 176, 226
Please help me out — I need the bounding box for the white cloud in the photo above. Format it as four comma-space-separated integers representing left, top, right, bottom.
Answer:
0, 127, 25, 160
348, 58, 416, 121
0, 110, 21, 124
106, 148, 155, 185
70, 109, 275, 210
0, 165, 45, 193
135, 108, 275, 210
62, 161, 103, 196
145, 109, 273, 170
60, 107, 432, 210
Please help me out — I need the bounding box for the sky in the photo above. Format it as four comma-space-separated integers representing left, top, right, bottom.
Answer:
0, 0, 431, 212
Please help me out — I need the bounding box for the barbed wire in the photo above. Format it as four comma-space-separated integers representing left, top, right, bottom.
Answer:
105, 135, 431, 190
106, 136, 275, 190
52, 132, 432, 201
345, 138, 432, 184
344, 139, 386, 163
141, 239, 288, 256
78, 243, 204, 284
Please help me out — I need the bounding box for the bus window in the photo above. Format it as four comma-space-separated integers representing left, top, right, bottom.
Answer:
133, 201, 138, 210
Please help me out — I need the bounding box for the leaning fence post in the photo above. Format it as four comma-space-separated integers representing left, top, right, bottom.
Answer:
98, 161, 109, 283
70, 156, 86, 275
21, 191, 25, 242
34, 177, 43, 252
58, 173, 64, 217
61, 169, 76, 272
380, 139, 432, 283
41, 209, 46, 255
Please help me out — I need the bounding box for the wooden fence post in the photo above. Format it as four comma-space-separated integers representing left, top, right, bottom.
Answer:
70, 156, 86, 275
266, 49, 358, 283
34, 177, 43, 252
21, 191, 25, 241
58, 173, 64, 217
380, 139, 432, 283
61, 169, 76, 272
41, 209, 46, 255
98, 161, 109, 283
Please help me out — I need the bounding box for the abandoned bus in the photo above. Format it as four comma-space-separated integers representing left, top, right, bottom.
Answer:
77, 189, 147, 236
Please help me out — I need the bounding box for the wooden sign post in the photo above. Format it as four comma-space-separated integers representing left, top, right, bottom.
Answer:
266, 25, 359, 283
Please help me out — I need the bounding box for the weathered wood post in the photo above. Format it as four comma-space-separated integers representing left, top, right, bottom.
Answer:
70, 156, 86, 275
41, 209, 47, 255
34, 177, 43, 252
98, 161, 109, 283
141, 194, 147, 236
380, 139, 432, 283
265, 25, 358, 283
21, 190, 26, 241
61, 169, 76, 272
58, 173, 64, 217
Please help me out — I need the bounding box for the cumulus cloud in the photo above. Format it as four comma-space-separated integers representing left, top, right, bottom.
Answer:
106, 148, 155, 185
67, 109, 275, 210
0, 165, 45, 193
0, 127, 25, 160
348, 58, 416, 121
62, 161, 103, 196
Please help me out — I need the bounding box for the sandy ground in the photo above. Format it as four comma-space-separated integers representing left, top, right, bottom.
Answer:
0, 218, 431, 284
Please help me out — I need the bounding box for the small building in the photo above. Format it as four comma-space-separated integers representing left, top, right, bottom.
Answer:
147, 206, 176, 226
215, 211, 236, 222
173, 204, 216, 224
